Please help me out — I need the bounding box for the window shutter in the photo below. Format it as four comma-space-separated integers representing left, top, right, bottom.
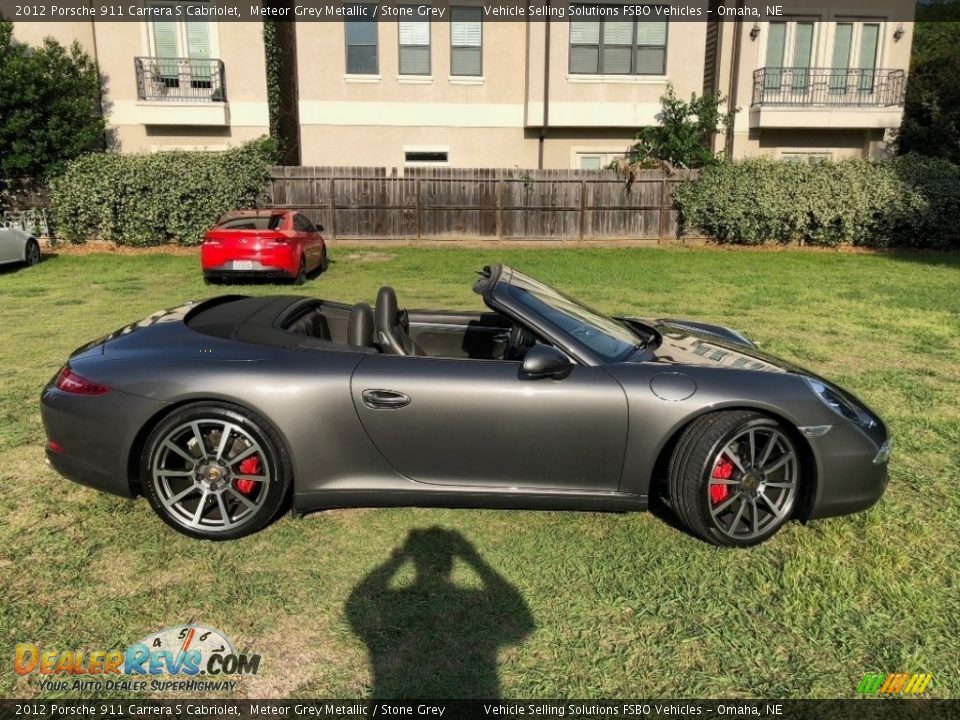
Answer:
186, 21, 211, 59
152, 21, 178, 58
634, 47, 665, 74
602, 46, 632, 73
570, 20, 600, 45
569, 45, 600, 74
399, 20, 430, 46
452, 47, 482, 75
604, 21, 633, 45
635, 21, 666, 46
400, 46, 430, 74
451, 7, 481, 46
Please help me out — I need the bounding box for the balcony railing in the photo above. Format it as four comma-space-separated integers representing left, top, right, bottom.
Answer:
135, 57, 226, 102
752, 67, 906, 108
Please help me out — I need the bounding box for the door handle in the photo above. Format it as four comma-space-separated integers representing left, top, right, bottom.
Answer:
362, 389, 412, 409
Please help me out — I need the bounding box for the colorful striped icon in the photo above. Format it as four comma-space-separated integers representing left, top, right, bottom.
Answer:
857, 672, 933, 695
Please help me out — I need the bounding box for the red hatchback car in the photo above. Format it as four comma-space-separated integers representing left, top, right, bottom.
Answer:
201, 210, 328, 285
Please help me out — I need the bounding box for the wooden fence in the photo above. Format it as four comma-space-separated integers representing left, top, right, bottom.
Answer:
267, 166, 699, 241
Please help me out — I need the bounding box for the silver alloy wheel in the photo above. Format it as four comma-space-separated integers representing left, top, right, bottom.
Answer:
151, 419, 272, 533
706, 427, 799, 541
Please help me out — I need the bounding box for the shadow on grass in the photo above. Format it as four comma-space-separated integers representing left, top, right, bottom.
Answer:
0, 252, 58, 276
879, 250, 960, 270
207, 261, 333, 288
346, 527, 534, 699
647, 490, 701, 541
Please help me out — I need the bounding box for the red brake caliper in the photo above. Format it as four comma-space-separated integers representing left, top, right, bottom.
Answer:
234, 456, 260, 495
710, 455, 735, 504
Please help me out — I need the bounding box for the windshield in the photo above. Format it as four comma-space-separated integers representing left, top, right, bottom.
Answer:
504, 272, 640, 363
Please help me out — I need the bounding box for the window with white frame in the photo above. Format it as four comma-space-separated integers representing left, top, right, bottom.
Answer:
576, 151, 625, 169
345, 6, 379, 75
831, 20, 882, 93
763, 20, 816, 92
399, 7, 431, 75
569, 12, 667, 75
144, 3, 219, 99
451, 6, 482, 76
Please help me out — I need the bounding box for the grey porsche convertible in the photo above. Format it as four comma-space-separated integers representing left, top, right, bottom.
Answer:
41, 264, 890, 546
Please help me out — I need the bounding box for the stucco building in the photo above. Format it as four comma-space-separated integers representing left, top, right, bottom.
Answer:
13, 1, 914, 168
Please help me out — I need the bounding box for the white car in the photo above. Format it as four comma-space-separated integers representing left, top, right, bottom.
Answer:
0, 225, 41, 268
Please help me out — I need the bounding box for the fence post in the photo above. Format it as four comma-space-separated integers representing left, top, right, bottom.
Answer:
658, 174, 669, 243
579, 180, 587, 240
495, 179, 504, 239
415, 177, 422, 241
328, 177, 337, 240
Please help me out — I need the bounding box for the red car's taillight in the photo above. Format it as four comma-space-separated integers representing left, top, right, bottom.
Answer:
55, 366, 110, 395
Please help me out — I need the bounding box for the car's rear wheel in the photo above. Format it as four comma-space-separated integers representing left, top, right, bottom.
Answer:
668, 411, 801, 547
141, 403, 292, 540
293, 256, 306, 285
24, 239, 40, 267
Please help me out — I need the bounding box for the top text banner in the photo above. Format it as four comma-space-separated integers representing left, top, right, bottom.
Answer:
0, 0, 922, 23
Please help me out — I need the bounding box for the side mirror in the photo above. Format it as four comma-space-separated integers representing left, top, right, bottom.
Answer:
317, 224, 325, 232
522, 345, 573, 379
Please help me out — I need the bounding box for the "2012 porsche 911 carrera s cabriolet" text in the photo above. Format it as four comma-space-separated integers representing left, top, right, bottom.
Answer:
41, 264, 890, 546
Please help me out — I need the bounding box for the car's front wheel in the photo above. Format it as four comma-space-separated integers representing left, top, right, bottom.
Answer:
141, 402, 292, 540
668, 411, 801, 547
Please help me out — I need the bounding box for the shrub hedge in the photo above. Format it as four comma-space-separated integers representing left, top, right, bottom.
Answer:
673, 154, 960, 249
50, 137, 276, 246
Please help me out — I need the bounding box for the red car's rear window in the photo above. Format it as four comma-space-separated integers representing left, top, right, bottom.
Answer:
217, 215, 285, 231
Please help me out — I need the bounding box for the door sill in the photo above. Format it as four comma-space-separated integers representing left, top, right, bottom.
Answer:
293, 488, 647, 514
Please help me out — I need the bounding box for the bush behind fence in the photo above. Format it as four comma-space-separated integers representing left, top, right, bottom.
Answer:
48, 141, 960, 249
674, 154, 960, 249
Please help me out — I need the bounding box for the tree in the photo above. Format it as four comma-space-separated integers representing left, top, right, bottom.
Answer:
625, 85, 736, 170
0, 19, 105, 201
897, 1, 960, 163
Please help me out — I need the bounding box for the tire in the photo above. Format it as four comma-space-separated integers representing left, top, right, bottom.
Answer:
24, 239, 40, 267
203, 275, 219, 286
668, 411, 801, 547
319, 252, 329, 273
140, 402, 292, 540
293, 256, 306, 286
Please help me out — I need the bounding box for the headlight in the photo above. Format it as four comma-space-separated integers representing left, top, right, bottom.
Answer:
803, 377, 877, 429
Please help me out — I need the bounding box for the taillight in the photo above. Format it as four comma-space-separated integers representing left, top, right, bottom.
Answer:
55, 366, 110, 395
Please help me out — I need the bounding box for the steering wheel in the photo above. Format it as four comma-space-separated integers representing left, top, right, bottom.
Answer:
505, 323, 538, 361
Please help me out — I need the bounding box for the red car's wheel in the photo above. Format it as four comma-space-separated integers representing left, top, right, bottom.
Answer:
293, 256, 307, 286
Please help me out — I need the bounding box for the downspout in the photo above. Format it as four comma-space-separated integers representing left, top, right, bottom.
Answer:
538, 7, 551, 170
724, 3, 744, 159
87, 4, 108, 150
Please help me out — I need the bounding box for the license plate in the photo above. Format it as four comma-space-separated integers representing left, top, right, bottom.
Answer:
232, 261, 253, 270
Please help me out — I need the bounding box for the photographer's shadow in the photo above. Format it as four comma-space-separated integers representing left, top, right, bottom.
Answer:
346, 527, 534, 698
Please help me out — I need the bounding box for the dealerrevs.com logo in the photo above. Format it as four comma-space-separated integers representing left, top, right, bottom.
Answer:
14, 625, 261, 693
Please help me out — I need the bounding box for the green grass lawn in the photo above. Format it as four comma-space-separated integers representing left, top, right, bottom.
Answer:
1, 245, 958, 699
